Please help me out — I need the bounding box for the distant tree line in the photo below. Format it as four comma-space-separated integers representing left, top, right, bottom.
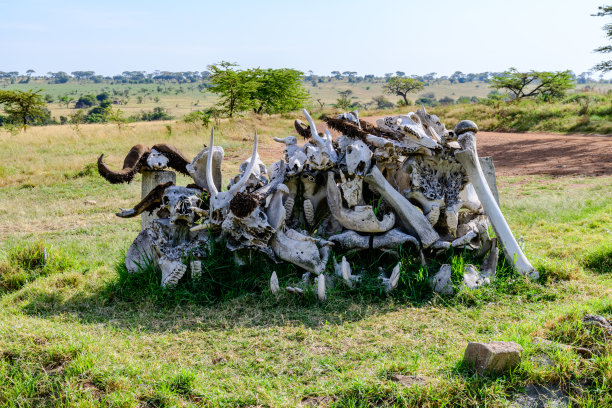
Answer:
2, 69, 611, 87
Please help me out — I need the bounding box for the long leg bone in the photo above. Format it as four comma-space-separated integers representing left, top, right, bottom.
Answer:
454, 128, 537, 279
364, 166, 439, 247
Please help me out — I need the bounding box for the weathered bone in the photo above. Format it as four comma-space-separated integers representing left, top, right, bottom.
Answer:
364, 166, 439, 247
454, 130, 537, 279
270, 271, 280, 294
379, 262, 401, 292
206, 128, 259, 221
327, 172, 395, 233
187, 145, 224, 191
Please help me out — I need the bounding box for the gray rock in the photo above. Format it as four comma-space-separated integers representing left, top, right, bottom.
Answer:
430, 264, 454, 295
511, 383, 568, 408
583, 314, 612, 335
391, 374, 430, 387
464, 341, 523, 373
463, 264, 490, 289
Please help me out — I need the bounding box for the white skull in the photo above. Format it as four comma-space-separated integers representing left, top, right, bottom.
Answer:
345, 140, 372, 176
160, 186, 202, 225
147, 148, 169, 170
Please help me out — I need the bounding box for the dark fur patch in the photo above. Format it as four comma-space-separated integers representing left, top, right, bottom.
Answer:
294, 119, 312, 139
229, 192, 259, 218
120, 181, 174, 218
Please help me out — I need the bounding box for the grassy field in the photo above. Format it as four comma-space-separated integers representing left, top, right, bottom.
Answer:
4, 78, 592, 120
0, 119, 611, 407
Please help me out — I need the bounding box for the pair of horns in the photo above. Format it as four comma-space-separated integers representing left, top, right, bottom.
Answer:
97, 144, 191, 184
205, 128, 259, 199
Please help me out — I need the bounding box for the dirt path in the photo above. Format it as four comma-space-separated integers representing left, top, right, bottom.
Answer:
308, 117, 611, 177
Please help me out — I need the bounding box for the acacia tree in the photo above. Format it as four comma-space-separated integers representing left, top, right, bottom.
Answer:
383, 77, 425, 105
593, 4, 612, 72
207, 62, 310, 117
207, 62, 258, 117
489, 68, 574, 101
0, 89, 46, 129
250, 68, 309, 114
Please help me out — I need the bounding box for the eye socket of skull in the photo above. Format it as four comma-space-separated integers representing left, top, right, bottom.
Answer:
162, 196, 170, 206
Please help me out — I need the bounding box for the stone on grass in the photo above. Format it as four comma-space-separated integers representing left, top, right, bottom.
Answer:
583, 314, 612, 336
430, 264, 454, 295
511, 383, 568, 408
391, 374, 430, 387
464, 341, 523, 373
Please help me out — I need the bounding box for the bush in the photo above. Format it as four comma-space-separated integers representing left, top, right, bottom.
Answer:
132, 107, 172, 121
74, 94, 97, 109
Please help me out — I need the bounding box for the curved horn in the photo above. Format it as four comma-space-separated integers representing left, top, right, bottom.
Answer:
206, 128, 219, 197
116, 181, 174, 218
227, 129, 259, 196
293, 119, 311, 139
97, 144, 150, 184
273, 136, 292, 144
302, 109, 326, 148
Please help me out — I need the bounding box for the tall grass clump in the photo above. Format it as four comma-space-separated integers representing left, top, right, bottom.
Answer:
109, 236, 551, 309
0, 241, 77, 293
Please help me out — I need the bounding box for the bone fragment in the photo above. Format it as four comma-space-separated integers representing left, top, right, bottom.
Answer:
327, 172, 395, 233
379, 262, 401, 293
270, 271, 280, 295
364, 166, 439, 247
454, 131, 538, 279
316, 274, 327, 301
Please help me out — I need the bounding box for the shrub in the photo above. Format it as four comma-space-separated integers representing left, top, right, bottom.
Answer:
0, 241, 76, 293
74, 94, 97, 109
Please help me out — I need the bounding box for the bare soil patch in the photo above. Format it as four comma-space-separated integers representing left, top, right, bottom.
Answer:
314, 117, 612, 177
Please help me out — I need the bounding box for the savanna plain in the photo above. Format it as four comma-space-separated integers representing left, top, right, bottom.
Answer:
0, 99, 611, 406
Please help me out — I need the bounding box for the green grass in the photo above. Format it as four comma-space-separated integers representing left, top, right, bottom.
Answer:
0, 116, 610, 406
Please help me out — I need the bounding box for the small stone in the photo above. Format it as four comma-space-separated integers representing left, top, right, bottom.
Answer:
391, 374, 429, 387
429, 264, 453, 295
583, 314, 612, 335
511, 383, 568, 408
464, 341, 523, 373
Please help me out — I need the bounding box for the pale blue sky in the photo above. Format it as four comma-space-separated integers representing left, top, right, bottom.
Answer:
1, 0, 610, 77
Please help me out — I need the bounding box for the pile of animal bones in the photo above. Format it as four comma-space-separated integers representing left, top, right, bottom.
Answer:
97, 108, 538, 300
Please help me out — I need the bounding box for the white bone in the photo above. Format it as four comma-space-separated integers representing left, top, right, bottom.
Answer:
454, 131, 538, 278
339, 172, 365, 208
147, 148, 169, 170
270, 271, 280, 294
316, 274, 327, 301
187, 145, 224, 191
364, 166, 439, 247
327, 172, 395, 233
379, 262, 401, 292
345, 139, 372, 176
206, 128, 259, 220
